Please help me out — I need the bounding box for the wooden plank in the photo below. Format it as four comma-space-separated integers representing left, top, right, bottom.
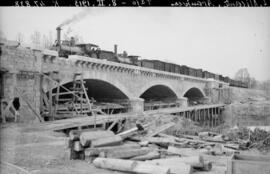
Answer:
1, 99, 13, 119
51, 91, 75, 96
117, 123, 150, 139
146, 122, 175, 138
48, 73, 53, 119
150, 156, 204, 168
1, 100, 6, 123
167, 146, 209, 157
93, 158, 170, 174
80, 130, 115, 147
131, 151, 160, 161
91, 135, 122, 148
85, 143, 141, 157
105, 148, 151, 159
107, 120, 118, 131
146, 160, 192, 174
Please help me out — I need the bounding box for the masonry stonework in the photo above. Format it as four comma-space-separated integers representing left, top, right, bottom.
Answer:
2, 46, 263, 122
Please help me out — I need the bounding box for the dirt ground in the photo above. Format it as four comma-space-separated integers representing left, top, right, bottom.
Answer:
0, 123, 124, 174
0, 122, 267, 174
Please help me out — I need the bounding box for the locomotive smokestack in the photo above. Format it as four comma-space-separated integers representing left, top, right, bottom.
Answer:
114, 44, 118, 55
56, 27, 61, 47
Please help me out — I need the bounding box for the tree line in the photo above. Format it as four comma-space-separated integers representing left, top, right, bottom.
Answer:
234, 68, 270, 91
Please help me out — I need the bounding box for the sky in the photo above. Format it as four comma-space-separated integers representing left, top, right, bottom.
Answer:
0, 7, 270, 81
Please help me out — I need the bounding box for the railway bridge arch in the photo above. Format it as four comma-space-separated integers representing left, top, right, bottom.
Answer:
1, 47, 229, 118
40, 54, 226, 112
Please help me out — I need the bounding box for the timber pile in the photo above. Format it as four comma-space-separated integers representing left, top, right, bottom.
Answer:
67, 121, 217, 174
66, 116, 270, 174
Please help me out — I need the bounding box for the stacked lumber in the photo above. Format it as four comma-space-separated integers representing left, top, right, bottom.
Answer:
68, 130, 123, 160
67, 121, 223, 173
85, 122, 215, 174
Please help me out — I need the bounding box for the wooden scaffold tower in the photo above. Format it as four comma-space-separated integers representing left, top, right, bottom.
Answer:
40, 72, 105, 123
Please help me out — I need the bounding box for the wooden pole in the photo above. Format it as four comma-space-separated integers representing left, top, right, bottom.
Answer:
80, 130, 115, 147
1, 99, 6, 123
39, 74, 44, 114
106, 148, 150, 159
207, 108, 211, 126
150, 156, 204, 168
93, 158, 170, 174
211, 108, 214, 127
91, 135, 122, 148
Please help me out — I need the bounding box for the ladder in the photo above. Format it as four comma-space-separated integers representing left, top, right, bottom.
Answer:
71, 73, 93, 115
41, 72, 105, 127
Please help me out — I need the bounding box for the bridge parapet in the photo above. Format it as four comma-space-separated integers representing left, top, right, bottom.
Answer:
40, 52, 227, 86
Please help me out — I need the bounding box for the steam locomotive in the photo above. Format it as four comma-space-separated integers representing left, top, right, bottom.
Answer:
52, 27, 248, 89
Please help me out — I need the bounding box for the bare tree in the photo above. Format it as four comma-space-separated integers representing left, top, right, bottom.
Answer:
30, 31, 41, 47
47, 31, 54, 47
234, 68, 250, 82
234, 68, 253, 87
16, 32, 24, 44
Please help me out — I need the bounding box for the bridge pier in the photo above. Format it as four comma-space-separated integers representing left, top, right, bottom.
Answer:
128, 98, 144, 113
176, 97, 188, 107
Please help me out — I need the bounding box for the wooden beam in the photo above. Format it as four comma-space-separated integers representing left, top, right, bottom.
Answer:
93, 158, 170, 174
1, 99, 6, 123
146, 122, 175, 138
1, 99, 13, 121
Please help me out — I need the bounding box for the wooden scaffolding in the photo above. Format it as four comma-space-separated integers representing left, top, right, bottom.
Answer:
41, 72, 104, 122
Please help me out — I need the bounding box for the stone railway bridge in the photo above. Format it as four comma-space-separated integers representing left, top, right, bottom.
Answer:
0, 46, 231, 121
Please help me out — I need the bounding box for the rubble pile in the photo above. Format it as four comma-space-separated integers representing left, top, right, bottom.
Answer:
226, 127, 270, 150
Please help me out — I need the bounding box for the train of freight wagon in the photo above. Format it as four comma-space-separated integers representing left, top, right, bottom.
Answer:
52, 27, 248, 88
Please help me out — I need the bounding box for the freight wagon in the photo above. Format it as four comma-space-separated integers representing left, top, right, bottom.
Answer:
52, 27, 248, 89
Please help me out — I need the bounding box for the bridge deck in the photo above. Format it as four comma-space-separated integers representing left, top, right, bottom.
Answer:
23, 104, 226, 132
145, 103, 226, 115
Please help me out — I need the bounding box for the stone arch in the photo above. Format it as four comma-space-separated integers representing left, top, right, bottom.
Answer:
59, 71, 134, 100
138, 81, 178, 102
58, 78, 132, 102
138, 80, 178, 98
182, 87, 205, 105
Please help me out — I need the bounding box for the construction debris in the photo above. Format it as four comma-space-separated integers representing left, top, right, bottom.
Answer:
65, 117, 270, 174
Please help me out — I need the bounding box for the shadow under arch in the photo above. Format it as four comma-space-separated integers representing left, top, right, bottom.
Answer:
139, 84, 178, 102
183, 87, 205, 105
57, 79, 130, 102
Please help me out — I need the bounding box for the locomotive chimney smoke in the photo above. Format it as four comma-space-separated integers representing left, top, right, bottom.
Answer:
114, 44, 118, 55
58, 8, 92, 28
56, 27, 61, 47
